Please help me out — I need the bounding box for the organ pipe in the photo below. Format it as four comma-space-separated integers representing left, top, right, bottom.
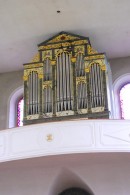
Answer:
28, 71, 39, 115
56, 52, 73, 112
89, 64, 104, 109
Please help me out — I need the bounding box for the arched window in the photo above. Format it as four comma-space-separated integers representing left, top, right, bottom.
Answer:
8, 86, 23, 128
120, 83, 130, 119
113, 73, 130, 119
17, 97, 24, 126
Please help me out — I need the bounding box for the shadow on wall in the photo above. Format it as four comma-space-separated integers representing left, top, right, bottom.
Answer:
48, 168, 94, 195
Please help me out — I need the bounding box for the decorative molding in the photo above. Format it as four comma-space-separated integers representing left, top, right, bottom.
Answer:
87, 45, 98, 55
43, 81, 52, 89
48, 34, 80, 43
38, 40, 88, 51
84, 54, 105, 61
76, 76, 86, 85
23, 67, 43, 81
27, 114, 39, 120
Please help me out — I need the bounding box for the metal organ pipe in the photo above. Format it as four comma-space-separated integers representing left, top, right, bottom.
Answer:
56, 52, 73, 112
90, 64, 104, 109
43, 58, 52, 113
28, 71, 39, 115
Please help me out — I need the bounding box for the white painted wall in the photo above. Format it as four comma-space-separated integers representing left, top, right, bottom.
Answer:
0, 153, 130, 195
0, 71, 23, 130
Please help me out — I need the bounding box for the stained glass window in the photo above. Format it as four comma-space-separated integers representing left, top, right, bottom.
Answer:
17, 97, 24, 126
120, 83, 130, 119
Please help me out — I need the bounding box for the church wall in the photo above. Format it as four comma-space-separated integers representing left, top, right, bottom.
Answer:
0, 56, 130, 130
109, 56, 130, 82
0, 71, 23, 130
0, 153, 130, 195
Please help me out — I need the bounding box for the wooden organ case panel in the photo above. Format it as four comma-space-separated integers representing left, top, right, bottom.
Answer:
23, 32, 112, 125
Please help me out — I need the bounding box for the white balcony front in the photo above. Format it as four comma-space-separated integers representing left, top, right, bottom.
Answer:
0, 119, 130, 163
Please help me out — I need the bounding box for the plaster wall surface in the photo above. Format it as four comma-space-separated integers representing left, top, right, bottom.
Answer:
0, 71, 23, 130
0, 153, 130, 195
109, 56, 130, 82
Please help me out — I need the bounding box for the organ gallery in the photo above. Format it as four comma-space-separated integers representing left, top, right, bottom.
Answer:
23, 32, 113, 125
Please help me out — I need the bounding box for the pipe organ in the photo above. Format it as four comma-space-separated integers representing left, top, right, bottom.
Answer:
23, 32, 113, 125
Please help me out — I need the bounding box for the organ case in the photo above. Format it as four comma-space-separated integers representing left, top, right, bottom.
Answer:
23, 32, 113, 125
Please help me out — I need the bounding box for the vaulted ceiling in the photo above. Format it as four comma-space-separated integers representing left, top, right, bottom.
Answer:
0, 0, 130, 73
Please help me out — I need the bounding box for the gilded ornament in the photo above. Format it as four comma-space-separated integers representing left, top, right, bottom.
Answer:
85, 60, 106, 72
46, 134, 53, 142
74, 45, 85, 54
101, 65, 106, 71
43, 81, 52, 89
87, 45, 98, 55
42, 50, 52, 61
27, 114, 39, 120
30, 53, 40, 63
23, 75, 28, 81
76, 76, 86, 85
71, 57, 76, 63
61, 42, 71, 47
48, 34, 80, 43
55, 48, 71, 57
51, 60, 56, 65
38, 40, 88, 51
85, 68, 90, 73
23, 67, 43, 79
84, 54, 105, 61
24, 63, 43, 69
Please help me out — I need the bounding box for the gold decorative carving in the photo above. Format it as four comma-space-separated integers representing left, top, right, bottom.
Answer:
23, 67, 43, 80
30, 53, 40, 63
48, 34, 80, 43
27, 114, 39, 120
55, 48, 71, 57
56, 110, 74, 117
61, 42, 71, 47
74, 45, 85, 54
42, 50, 52, 61
85, 60, 106, 72
43, 81, 52, 89
85, 68, 89, 73
38, 40, 88, 51
23, 75, 28, 81
76, 76, 86, 85
24, 63, 43, 69
101, 65, 106, 71
71, 57, 76, 63
84, 54, 105, 61
87, 45, 98, 55
51, 60, 56, 65
46, 134, 53, 142
72, 40, 88, 45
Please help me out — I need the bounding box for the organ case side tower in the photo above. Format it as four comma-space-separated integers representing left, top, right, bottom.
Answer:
23, 32, 113, 125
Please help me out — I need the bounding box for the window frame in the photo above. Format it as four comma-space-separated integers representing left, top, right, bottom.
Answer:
113, 73, 130, 119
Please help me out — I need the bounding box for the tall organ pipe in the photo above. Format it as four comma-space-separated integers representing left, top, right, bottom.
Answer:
56, 52, 73, 112
90, 64, 104, 109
